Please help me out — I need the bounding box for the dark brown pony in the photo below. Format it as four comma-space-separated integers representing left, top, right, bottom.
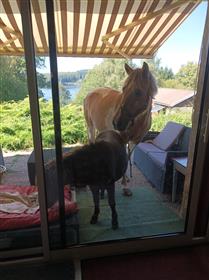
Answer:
45, 130, 128, 229
84, 62, 157, 146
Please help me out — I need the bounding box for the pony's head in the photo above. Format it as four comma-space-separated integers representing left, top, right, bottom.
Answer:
113, 62, 157, 131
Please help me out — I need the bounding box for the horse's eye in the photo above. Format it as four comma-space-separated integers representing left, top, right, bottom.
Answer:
134, 90, 141, 96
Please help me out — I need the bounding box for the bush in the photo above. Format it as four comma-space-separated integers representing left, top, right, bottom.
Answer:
151, 109, 192, 132
0, 98, 192, 151
0, 98, 87, 151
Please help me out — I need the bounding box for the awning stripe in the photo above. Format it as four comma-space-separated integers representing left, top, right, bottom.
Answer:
131, 0, 172, 56
2, 0, 23, 48
60, 0, 67, 53
0, 18, 19, 51
117, 1, 147, 52
0, 37, 12, 53
141, 6, 178, 55
150, 2, 197, 56
90, 0, 108, 54
31, 0, 48, 53
72, 0, 80, 53
99, 0, 121, 54
107, 0, 135, 55
124, 0, 160, 55
0, 0, 201, 58
82, 0, 94, 53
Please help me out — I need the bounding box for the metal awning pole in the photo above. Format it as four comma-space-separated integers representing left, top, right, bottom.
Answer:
45, 0, 66, 246
20, 0, 50, 260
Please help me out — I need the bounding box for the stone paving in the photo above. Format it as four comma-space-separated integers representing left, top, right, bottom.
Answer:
1, 150, 31, 185
1, 149, 152, 190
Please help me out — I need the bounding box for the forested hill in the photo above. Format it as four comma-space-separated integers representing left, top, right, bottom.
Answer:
44, 69, 88, 85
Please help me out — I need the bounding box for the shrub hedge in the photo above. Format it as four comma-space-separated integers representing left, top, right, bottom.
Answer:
0, 98, 192, 151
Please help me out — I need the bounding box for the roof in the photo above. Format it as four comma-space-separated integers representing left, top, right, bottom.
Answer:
0, 0, 200, 58
154, 88, 195, 107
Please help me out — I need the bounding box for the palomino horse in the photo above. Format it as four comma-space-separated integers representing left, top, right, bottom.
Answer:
45, 130, 128, 229
84, 62, 157, 147
84, 62, 157, 190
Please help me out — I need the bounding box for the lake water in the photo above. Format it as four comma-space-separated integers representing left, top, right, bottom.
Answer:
41, 85, 80, 101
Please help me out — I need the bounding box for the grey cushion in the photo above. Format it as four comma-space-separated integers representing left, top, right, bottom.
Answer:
148, 152, 167, 167
137, 142, 163, 154
152, 121, 185, 151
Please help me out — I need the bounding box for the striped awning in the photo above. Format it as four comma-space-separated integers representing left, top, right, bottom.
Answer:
0, 0, 200, 58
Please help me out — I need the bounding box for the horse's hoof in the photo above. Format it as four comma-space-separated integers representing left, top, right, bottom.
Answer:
112, 222, 119, 230
90, 216, 98, 224
122, 188, 132, 196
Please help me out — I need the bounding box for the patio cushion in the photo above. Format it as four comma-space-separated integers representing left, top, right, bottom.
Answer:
152, 121, 185, 151
136, 142, 163, 154
148, 152, 168, 168
0, 185, 78, 231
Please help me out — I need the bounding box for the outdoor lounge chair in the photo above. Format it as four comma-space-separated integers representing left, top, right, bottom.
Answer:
133, 122, 191, 193
0, 184, 79, 251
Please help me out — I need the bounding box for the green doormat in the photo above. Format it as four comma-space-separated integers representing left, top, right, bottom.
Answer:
77, 186, 185, 244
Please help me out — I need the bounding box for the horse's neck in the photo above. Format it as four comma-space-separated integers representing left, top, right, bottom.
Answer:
125, 97, 152, 144
114, 93, 123, 114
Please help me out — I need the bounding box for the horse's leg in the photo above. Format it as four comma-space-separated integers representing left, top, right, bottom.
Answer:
121, 145, 132, 196
106, 184, 118, 230
89, 186, 100, 224
88, 122, 96, 143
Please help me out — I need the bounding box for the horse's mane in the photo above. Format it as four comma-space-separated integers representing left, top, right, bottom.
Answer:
123, 67, 157, 98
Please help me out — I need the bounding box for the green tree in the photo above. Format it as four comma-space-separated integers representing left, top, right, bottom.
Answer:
59, 83, 72, 106
0, 56, 47, 102
143, 57, 174, 87
175, 62, 198, 89
75, 58, 135, 104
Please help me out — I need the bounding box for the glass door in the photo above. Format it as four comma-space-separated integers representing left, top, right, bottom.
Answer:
3, 0, 208, 262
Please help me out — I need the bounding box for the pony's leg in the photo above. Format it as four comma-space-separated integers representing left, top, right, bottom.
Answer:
100, 185, 105, 199
89, 186, 100, 224
106, 184, 118, 230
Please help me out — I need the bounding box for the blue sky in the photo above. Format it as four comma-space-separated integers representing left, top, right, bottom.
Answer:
42, 2, 208, 74
156, 1, 208, 73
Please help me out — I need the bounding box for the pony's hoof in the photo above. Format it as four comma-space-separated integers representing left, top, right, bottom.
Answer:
90, 216, 98, 224
112, 221, 119, 230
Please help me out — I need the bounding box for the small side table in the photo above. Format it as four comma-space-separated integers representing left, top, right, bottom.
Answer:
172, 157, 188, 203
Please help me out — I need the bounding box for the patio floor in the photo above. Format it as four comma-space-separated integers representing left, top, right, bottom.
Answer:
1, 150, 184, 244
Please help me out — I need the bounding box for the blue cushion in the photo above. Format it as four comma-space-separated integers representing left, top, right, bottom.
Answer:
148, 152, 167, 167
137, 142, 163, 154
152, 122, 185, 150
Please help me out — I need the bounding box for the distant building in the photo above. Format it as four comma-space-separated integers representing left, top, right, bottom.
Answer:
152, 88, 195, 113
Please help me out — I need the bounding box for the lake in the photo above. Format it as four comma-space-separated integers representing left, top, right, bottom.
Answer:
41, 85, 80, 101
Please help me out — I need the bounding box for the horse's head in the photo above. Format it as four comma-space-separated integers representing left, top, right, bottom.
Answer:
113, 62, 157, 131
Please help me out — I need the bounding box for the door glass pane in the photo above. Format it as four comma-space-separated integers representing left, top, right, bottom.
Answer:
26, 0, 208, 248
0, 55, 42, 251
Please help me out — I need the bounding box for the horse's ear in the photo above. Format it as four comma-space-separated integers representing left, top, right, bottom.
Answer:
124, 63, 133, 75
142, 62, 149, 79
